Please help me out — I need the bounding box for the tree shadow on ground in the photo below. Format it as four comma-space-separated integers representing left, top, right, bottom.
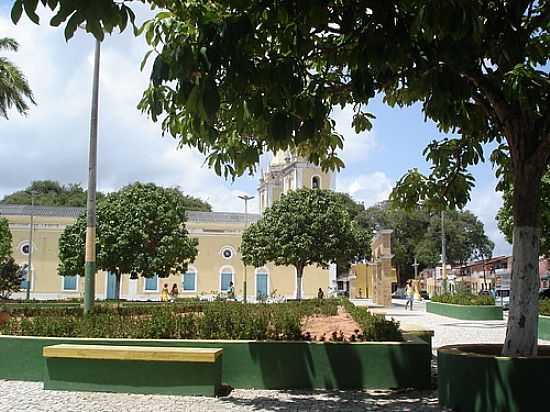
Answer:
218, 388, 440, 411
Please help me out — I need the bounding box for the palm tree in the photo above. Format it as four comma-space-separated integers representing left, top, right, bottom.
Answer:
0, 37, 35, 119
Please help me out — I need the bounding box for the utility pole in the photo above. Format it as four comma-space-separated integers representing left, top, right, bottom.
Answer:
441, 210, 448, 294
25, 191, 37, 300
412, 257, 419, 279
84, 38, 101, 315
238, 194, 254, 303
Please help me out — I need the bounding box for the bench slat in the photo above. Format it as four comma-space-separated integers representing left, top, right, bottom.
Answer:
43, 344, 222, 363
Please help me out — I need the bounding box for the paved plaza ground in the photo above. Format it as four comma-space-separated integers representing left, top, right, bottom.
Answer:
3, 300, 547, 411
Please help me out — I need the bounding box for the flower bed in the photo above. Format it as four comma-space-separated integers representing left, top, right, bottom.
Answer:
431, 293, 495, 305
426, 301, 503, 320
0, 299, 402, 342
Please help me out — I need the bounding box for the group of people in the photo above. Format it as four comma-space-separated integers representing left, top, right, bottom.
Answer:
160, 283, 179, 302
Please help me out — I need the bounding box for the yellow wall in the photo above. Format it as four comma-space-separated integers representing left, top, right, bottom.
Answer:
4, 212, 329, 301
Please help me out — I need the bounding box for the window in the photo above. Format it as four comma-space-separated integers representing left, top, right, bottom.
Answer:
312, 176, 321, 189
221, 246, 234, 260
19, 241, 33, 256
20, 266, 30, 290
63, 275, 78, 291
220, 272, 233, 292
144, 275, 159, 291
183, 270, 197, 292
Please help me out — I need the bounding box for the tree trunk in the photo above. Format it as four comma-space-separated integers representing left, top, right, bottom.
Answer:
115, 271, 121, 301
296, 266, 304, 300
503, 161, 542, 356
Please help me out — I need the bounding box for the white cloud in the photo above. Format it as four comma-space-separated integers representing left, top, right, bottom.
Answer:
337, 171, 393, 207
0, 9, 258, 213
466, 182, 511, 257
332, 106, 377, 165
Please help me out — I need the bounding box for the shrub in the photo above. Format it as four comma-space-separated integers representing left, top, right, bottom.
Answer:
539, 299, 550, 316
342, 299, 403, 342
431, 293, 495, 305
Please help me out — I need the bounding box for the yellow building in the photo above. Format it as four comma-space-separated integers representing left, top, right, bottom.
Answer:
1, 154, 336, 301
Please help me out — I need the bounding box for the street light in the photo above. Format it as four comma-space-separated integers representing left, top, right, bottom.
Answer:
25, 190, 38, 300
238, 194, 254, 303
83, 35, 101, 314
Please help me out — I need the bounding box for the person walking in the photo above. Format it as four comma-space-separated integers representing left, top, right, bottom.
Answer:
160, 283, 170, 302
170, 283, 179, 302
317, 288, 324, 300
405, 280, 415, 311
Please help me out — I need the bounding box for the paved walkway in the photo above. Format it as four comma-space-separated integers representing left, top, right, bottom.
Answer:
0, 380, 440, 411
370, 299, 550, 349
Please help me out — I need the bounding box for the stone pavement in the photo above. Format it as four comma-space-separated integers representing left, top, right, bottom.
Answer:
0, 380, 441, 412
370, 299, 550, 349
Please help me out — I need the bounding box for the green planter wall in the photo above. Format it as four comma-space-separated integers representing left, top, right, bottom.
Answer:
539, 315, 550, 340
0, 335, 431, 390
427, 301, 503, 320
438, 344, 550, 412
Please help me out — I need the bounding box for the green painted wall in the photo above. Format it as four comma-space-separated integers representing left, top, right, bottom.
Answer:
44, 357, 221, 396
539, 315, 550, 340
427, 301, 503, 320
438, 344, 550, 412
0, 336, 431, 390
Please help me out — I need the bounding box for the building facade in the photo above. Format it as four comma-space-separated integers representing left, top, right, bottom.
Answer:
1, 154, 335, 301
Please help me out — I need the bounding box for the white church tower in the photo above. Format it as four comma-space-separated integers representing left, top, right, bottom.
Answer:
257, 150, 335, 213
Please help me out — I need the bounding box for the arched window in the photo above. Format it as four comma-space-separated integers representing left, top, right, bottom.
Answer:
312, 176, 321, 189
182, 266, 197, 292
255, 268, 269, 300
219, 266, 235, 292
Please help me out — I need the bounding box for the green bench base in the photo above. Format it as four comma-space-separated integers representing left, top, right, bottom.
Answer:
44, 357, 222, 396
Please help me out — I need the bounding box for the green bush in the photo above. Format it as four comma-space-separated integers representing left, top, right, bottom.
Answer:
539, 299, 550, 316
0, 299, 401, 341
342, 300, 403, 342
431, 293, 495, 305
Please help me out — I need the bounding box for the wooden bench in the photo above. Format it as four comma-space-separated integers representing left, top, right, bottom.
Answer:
42, 344, 223, 396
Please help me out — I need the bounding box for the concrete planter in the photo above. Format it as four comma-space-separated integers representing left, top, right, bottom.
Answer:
427, 301, 503, 320
438, 344, 550, 412
0, 335, 431, 390
539, 315, 550, 340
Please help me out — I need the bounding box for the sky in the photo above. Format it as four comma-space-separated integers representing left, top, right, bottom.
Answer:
0, 2, 511, 256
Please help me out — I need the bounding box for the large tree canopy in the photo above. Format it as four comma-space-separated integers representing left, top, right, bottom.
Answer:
497, 172, 550, 256
357, 203, 494, 282
1, 180, 212, 211
0, 217, 21, 299
0, 37, 35, 119
241, 188, 370, 299
58, 182, 198, 298
13, 0, 550, 356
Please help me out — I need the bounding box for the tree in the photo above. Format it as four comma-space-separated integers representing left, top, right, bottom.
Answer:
497, 172, 550, 257
14, 0, 550, 356
0, 217, 11, 262
357, 203, 494, 282
1, 180, 212, 211
241, 189, 370, 299
58, 182, 198, 299
1, 181, 104, 207
0, 37, 35, 118
0, 217, 21, 299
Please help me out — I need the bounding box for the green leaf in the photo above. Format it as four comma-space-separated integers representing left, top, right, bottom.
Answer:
140, 50, 154, 71
11, 1, 23, 25
203, 80, 220, 120
64, 12, 82, 41
22, 0, 40, 24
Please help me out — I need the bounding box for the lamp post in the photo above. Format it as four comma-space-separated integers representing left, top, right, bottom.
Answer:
441, 210, 448, 294
238, 194, 254, 303
25, 190, 38, 300
84, 37, 101, 315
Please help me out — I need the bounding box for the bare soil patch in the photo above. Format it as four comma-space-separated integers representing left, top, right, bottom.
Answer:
302, 306, 360, 341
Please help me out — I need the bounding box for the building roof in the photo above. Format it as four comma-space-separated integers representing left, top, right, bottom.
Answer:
0, 204, 260, 224
0, 204, 84, 218
187, 211, 260, 224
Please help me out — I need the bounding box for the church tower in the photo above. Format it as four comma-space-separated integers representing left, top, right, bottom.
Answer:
258, 150, 335, 213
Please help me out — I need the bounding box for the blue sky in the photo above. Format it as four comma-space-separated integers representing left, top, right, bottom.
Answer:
0, 2, 510, 255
